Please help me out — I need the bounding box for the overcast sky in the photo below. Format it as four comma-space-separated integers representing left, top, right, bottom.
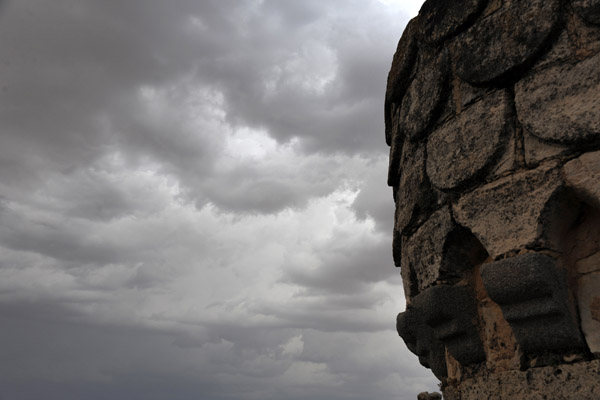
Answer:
0, 1, 434, 399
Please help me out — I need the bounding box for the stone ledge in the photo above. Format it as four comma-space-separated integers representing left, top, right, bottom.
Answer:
443, 360, 600, 400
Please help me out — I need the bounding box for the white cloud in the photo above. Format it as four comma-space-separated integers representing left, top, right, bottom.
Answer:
0, 0, 434, 399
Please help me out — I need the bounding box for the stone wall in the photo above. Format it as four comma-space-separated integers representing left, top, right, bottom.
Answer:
385, 0, 600, 398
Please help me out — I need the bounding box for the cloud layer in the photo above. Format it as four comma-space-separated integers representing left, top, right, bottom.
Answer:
0, 1, 435, 399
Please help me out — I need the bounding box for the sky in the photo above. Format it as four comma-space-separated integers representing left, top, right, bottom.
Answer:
0, 1, 435, 399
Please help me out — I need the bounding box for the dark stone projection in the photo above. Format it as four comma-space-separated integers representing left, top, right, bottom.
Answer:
385, 0, 600, 398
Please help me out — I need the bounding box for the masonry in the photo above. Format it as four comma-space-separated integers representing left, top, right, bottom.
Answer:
385, 0, 600, 398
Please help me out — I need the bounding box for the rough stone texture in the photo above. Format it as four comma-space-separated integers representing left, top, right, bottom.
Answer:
453, 0, 561, 85
567, 9, 600, 60
385, 1, 600, 398
471, 264, 521, 374
515, 52, 600, 145
564, 150, 600, 209
523, 130, 570, 167
481, 253, 585, 354
398, 50, 449, 141
417, 392, 442, 400
417, 0, 486, 46
579, 273, 600, 356
385, 18, 419, 146
391, 141, 433, 237
397, 308, 448, 380
401, 207, 487, 293
426, 90, 513, 190
574, 0, 600, 26
453, 163, 573, 258
444, 360, 600, 400
415, 285, 486, 366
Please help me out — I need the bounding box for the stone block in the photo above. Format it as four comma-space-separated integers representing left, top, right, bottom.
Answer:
387, 106, 403, 187
567, 9, 600, 60
576, 251, 600, 274
417, 392, 442, 400
426, 90, 513, 190
481, 253, 585, 354
392, 141, 436, 235
417, 0, 487, 46
397, 307, 448, 380
454, 0, 561, 85
385, 18, 419, 146
453, 163, 572, 258
445, 360, 600, 400
401, 207, 488, 292
578, 272, 600, 356
398, 50, 449, 140
415, 285, 486, 366
563, 150, 600, 210
515, 52, 600, 145
523, 130, 569, 167
573, 0, 600, 26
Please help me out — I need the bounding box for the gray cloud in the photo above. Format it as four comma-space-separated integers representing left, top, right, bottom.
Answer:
0, 0, 436, 399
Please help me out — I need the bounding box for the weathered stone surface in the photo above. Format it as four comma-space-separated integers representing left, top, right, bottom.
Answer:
472, 266, 521, 373
481, 253, 585, 354
418, 0, 487, 46
417, 392, 442, 400
398, 50, 449, 140
385, 18, 419, 146
392, 141, 434, 235
415, 285, 486, 366
454, 0, 561, 85
564, 150, 600, 209
593, 296, 600, 321
515, 52, 600, 144
453, 163, 573, 258
523, 130, 569, 167
578, 272, 600, 356
443, 360, 600, 400
531, 28, 573, 70
401, 207, 488, 292
426, 90, 513, 190
400, 208, 452, 294
577, 251, 600, 274
387, 107, 403, 187
385, 2, 600, 398
397, 308, 448, 380
573, 0, 600, 26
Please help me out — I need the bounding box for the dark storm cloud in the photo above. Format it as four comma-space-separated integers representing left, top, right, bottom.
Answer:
0, 0, 435, 399
0, 0, 406, 215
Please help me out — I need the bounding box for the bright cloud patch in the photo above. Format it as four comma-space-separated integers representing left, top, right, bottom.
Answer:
0, 1, 431, 399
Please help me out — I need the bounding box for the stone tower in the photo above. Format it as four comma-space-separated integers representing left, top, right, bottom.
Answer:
385, 0, 600, 398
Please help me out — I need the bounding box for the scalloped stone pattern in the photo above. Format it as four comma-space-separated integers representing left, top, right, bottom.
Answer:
385, 0, 600, 398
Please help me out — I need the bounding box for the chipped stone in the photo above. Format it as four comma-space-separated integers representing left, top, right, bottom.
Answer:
427, 90, 513, 190
397, 308, 448, 380
453, 163, 574, 258
446, 360, 600, 400
481, 253, 586, 354
523, 130, 570, 167
576, 251, 600, 274
418, 0, 487, 46
415, 285, 486, 366
573, 0, 600, 26
417, 392, 442, 400
398, 50, 449, 140
563, 150, 600, 209
454, 0, 562, 85
578, 272, 600, 356
385, 18, 420, 146
515, 52, 600, 144
392, 141, 434, 235
401, 207, 488, 293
